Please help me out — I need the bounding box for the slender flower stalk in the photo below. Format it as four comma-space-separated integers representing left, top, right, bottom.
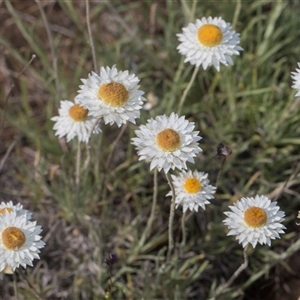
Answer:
214, 245, 249, 297
18, 268, 44, 300
180, 212, 187, 249
75, 139, 81, 187
177, 66, 199, 115
166, 172, 176, 261
216, 143, 232, 188
138, 169, 158, 249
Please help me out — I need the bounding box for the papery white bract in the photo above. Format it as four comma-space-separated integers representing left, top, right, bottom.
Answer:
177, 16, 243, 71
223, 195, 286, 248
132, 113, 202, 173
0, 212, 45, 272
0, 201, 32, 220
51, 99, 101, 143
76, 65, 145, 127
291, 62, 300, 97
167, 170, 216, 212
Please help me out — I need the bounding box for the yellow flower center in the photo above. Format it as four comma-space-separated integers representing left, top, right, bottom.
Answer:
69, 104, 88, 121
244, 207, 267, 228
2, 227, 26, 250
98, 82, 129, 107
0, 208, 13, 215
197, 24, 223, 47
156, 128, 181, 151
184, 177, 202, 193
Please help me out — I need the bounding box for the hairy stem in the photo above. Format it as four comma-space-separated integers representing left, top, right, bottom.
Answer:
166, 172, 176, 260
214, 245, 249, 297
138, 169, 158, 249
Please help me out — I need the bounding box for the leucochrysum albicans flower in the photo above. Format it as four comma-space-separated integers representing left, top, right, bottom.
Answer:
76, 65, 145, 127
0, 203, 45, 274
167, 170, 216, 212
291, 62, 300, 96
0, 201, 32, 221
177, 16, 243, 71
132, 113, 202, 173
223, 195, 286, 248
51, 99, 101, 143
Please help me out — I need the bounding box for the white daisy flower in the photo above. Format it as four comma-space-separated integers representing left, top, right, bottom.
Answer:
167, 170, 216, 212
0, 201, 32, 220
177, 16, 243, 71
223, 195, 286, 248
76, 65, 145, 127
131, 113, 202, 173
51, 98, 101, 143
0, 211, 45, 272
291, 62, 300, 96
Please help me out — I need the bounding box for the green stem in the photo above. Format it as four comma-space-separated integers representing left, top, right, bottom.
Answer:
75, 139, 81, 218
177, 66, 199, 115
215, 157, 226, 189
75, 139, 81, 187
180, 212, 187, 250
166, 172, 176, 260
214, 245, 249, 297
18, 268, 44, 300
138, 169, 158, 250
13, 272, 18, 300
